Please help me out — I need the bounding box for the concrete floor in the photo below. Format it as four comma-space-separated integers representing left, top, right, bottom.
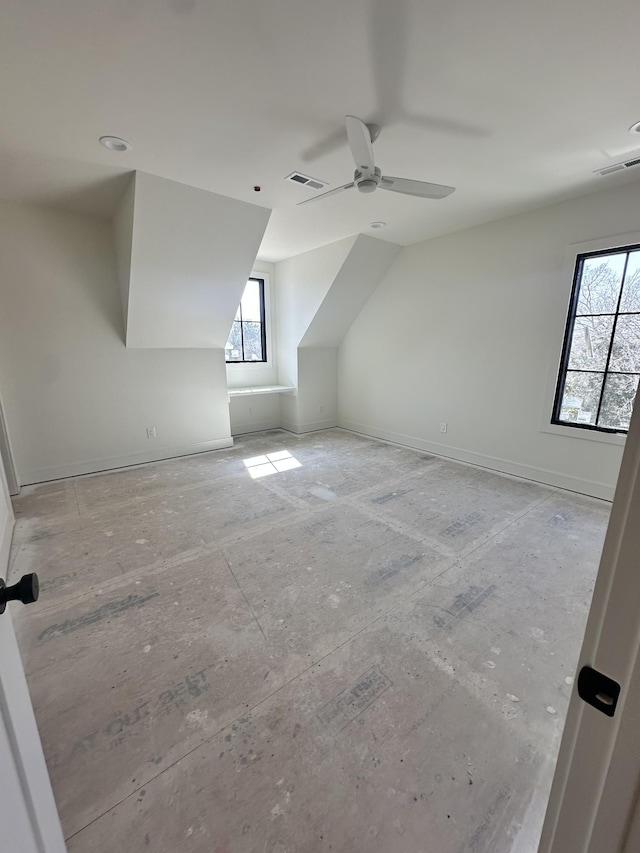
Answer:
9, 429, 610, 853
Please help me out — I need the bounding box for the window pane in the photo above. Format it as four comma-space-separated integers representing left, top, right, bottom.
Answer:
576, 253, 626, 315
609, 314, 640, 373
567, 315, 614, 371
225, 321, 243, 361
619, 251, 640, 312
242, 322, 264, 361
240, 280, 262, 321
598, 373, 639, 431
558, 371, 604, 426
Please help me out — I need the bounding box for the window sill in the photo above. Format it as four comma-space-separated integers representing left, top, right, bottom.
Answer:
228, 385, 296, 397
540, 421, 626, 446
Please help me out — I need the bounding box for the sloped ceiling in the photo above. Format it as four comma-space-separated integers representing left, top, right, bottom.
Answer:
275, 233, 400, 388
276, 237, 357, 351
114, 172, 271, 348
2, 0, 640, 261
300, 234, 401, 347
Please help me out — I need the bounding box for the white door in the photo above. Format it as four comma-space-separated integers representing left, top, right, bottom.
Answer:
539, 386, 640, 851
0, 453, 66, 852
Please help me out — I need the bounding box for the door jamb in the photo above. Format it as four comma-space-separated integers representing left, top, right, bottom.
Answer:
0, 396, 18, 496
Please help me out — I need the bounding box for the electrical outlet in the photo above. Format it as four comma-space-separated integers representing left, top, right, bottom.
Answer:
440, 422, 447, 434
146, 427, 156, 439
319, 405, 324, 414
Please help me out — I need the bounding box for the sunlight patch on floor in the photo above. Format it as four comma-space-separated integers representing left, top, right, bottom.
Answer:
243, 450, 302, 479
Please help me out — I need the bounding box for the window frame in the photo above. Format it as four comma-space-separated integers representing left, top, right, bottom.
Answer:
551, 241, 640, 436
225, 276, 267, 364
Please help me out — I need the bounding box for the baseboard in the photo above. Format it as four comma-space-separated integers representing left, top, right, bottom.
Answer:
279, 418, 337, 435
338, 420, 615, 501
231, 419, 282, 436
21, 438, 234, 485
1, 505, 14, 573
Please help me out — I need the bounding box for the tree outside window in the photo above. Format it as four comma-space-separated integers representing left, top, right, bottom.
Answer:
553, 247, 640, 433
225, 278, 266, 363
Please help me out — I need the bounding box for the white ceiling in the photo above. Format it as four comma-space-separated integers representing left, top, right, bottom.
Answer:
2, 0, 640, 262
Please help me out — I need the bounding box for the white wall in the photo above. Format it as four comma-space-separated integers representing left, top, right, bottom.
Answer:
275, 234, 400, 434
299, 235, 400, 347
0, 202, 232, 485
275, 237, 355, 434
338, 181, 640, 500
229, 393, 282, 436
294, 348, 338, 433
276, 236, 356, 389
124, 172, 271, 349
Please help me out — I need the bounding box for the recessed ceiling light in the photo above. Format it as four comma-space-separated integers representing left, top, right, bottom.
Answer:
369, 221, 386, 229
99, 136, 131, 152
629, 121, 640, 134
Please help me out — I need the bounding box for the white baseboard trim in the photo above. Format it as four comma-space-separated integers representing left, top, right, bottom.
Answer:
231, 419, 282, 436
21, 438, 234, 485
280, 418, 337, 435
338, 420, 615, 501
1, 506, 14, 572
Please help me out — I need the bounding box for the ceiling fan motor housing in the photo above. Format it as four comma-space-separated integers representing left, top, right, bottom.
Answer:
357, 179, 378, 193
355, 166, 382, 194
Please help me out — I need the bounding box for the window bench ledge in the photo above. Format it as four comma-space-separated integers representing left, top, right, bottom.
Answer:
228, 385, 296, 397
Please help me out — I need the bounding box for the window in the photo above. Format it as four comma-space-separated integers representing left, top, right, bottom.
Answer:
225, 278, 266, 363
553, 245, 640, 434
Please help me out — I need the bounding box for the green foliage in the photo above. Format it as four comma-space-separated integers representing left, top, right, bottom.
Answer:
560, 251, 640, 431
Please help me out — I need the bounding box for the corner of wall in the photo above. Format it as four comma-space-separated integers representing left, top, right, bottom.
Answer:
112, 173, 136, 344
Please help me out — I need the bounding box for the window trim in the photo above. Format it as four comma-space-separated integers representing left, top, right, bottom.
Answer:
226, 270, 278, 390
225, 276, 267, 364
540, 232, 640, 447
551, 243, 640, 436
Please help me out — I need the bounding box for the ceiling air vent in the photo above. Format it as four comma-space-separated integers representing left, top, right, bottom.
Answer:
285, 171, 327, 191
595, 154, 640, 176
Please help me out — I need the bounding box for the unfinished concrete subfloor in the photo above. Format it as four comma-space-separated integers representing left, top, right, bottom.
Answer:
10, 429, 610, 852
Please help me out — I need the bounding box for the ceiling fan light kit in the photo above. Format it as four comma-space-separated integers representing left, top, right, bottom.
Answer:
298, 115, 455, 206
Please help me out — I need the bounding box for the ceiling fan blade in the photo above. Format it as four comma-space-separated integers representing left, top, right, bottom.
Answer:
368, 0, 486, 138
300, 127, 348, 162
379, 175, 455, 199
297, 182, 355, 206
402, 110, 488, 139
345, 115, 375, 172
369, 0, 408, 121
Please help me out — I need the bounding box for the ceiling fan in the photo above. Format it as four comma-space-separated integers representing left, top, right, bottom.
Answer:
298, 115, 456, 206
